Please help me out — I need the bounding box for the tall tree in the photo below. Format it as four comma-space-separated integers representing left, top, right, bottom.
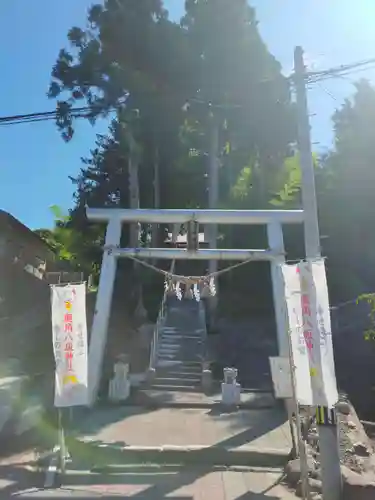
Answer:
319, 80, 375, 300
48, 0, 297, 312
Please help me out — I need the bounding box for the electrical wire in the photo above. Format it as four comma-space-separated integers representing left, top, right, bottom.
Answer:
2, 56, 375, 127
307, 63, 375, 84
0, 105, 117, 127
315, 83, 339, 102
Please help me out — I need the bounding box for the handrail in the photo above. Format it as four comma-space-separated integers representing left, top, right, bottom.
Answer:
149, 258, 176, 371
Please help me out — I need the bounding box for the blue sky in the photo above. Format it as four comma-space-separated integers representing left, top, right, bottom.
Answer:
1, 0, 375, 229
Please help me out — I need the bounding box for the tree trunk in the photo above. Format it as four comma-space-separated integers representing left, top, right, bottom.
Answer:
151, 148, 160, 263
128, 151, 147, 323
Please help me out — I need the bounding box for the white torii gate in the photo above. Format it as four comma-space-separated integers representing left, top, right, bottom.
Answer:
85, 207, 304, 405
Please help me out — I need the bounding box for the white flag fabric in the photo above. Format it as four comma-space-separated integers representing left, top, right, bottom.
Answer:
298, 260, 339, 407
281, 263, 313, 405
51, 283, 89, 407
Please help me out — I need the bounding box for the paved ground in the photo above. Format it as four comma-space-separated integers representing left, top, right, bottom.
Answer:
0, 402, 295, 498
74, 405, 291, 452
2, 465, 298, 498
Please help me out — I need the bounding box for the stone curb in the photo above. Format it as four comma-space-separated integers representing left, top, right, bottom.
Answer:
123, 401, 277, 410
75, 441, 290, 467
123, 390, 277, 410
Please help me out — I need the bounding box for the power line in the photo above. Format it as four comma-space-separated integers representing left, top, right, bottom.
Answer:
306, 58, 375, 83
314, 82, 339, 102
0, 104, 120, 127
1, 56, 375, 127
0, 106, 97, 127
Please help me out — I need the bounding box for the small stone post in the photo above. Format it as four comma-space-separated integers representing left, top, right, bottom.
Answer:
221, 367, 241, 406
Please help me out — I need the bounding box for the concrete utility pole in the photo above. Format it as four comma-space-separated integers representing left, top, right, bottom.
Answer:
294, 46, 342, 500
208, 111, 219, 316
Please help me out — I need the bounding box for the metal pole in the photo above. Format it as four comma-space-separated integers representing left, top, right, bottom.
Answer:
287, 316, 311, 500
58, 409, 66, 476
294, 45, 342, 500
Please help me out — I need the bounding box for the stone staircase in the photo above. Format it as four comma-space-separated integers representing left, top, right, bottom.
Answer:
150, 297, 207, 391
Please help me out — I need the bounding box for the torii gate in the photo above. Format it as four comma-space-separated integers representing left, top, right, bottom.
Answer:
79, 46, 343, 500
85, 207, 304, 404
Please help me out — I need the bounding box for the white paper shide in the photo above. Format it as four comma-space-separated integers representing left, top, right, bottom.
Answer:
51, 283, 89, 407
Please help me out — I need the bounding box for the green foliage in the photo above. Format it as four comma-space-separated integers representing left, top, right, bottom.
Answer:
47, 0, 295, 290
49, 204, 69, 223
231, 164, 253, 201
357, 294, 375, 341
45, 1, 375, 312
269, 155, 301, 207
319, 80, 375, 300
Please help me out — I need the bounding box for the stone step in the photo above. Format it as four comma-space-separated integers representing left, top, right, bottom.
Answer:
159, 338, 203, 345
157, 361, 203, 370
155, 367, 202, 377
158, 345, 180, 352
75, 442, 289, 468
158, 350, 202, 358
160, 332, 202, 339
157, 358, 202, 365
150, 384, 201, 391
153, 377, 201, 387
156, 359, 202, 367
158, 346, 203, 356
164, 329, 203, 334
161, 371, 202, 379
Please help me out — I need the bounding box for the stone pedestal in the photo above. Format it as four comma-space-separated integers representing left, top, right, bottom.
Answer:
108, 361, 130, 403
221, 382, 241, 406
221, 367, 241, 406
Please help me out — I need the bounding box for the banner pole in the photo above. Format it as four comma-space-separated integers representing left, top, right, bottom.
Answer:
287, 317, 311, 500
58, 409, 66, 476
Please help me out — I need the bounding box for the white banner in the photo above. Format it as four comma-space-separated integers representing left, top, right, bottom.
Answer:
51, 283, 89, 407
299, 260, 338, 407
281, 263, 313, 405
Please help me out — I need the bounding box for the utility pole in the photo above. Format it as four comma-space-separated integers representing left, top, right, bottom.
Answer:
208, 110, 219, 318
294, 47, 320, 259
294, 46, 342, 500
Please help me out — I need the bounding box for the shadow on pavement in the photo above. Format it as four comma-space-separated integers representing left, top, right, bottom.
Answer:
0, 423, 290, 498
47, 405, 287, 471
0, 463, 43, 498
0, 402, 151, 464
3, 466, 287, 499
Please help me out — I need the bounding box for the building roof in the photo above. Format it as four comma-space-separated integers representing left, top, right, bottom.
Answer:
0, 210, 55, 254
